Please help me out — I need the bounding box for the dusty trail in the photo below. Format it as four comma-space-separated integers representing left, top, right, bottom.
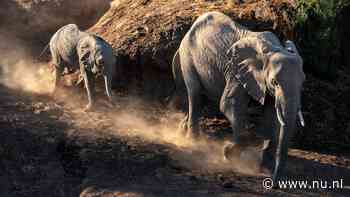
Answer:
1, 73, 350, 196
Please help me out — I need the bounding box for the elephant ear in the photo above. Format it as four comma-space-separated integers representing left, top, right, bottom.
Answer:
78, 41, 93, 70
228, 37, 268, 105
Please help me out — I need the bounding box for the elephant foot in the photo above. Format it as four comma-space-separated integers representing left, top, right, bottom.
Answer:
223, 143, 243, 161
272, 170, 288, 187
260, 166, 273, 177
167, 95, 184, 110
50, 89, 57, 97
260, 140, 275, 175
186, 128, 202, 140
84, 103, 96, 112
106, 100, 115, 108
50, 87, 62, 98
178, 126, 188, 138
177, 116, 188, 136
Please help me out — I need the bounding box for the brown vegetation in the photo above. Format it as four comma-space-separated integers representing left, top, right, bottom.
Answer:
90, 0, 297, 98
0, 0, 111, 55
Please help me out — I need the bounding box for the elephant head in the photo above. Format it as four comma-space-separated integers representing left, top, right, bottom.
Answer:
228, 32, 305, 180
78, 35, 108, 75
92, 35, 113, 75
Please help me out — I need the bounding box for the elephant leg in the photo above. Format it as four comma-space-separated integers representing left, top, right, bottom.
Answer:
186, 86, 202, 139
182, 66, 202, 139
50, 48, 64, 94
220, 82, 249, 159
178, 113, 188, 136
53, 65, 64, 94
259, 98, 279, 175
82, 70, 96, 111
104, 74, 114, 104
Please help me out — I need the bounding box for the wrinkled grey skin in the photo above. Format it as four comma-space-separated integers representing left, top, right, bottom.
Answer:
172, 12, 305, 181
49, 24, 115, 110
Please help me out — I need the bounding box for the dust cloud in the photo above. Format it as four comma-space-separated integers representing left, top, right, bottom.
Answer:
64, 94, 263, 175
0, 35, 54, 94
108, 105, 263, 175
0, 58, 54, 94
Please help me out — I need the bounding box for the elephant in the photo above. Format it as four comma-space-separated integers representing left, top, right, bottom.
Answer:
49, 24, 115, 110
172, 12, 305, 181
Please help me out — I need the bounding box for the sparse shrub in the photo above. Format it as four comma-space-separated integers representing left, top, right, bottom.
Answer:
294, 0, 350, 80
227, 0, 241, 7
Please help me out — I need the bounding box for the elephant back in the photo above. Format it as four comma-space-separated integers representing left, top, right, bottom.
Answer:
52, 24, 86, 66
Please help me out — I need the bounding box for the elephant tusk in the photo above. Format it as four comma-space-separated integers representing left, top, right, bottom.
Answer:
75, 74, 84, 85
276, 106, 286, 127
298, 110, 305, 127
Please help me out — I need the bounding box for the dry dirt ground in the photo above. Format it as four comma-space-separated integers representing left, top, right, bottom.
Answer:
1, 81, 350, 197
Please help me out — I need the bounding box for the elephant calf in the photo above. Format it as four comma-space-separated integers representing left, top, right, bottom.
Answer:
49, 24, 115, 110
172, 12, 305, 181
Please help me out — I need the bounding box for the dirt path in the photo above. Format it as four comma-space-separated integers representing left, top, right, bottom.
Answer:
0, 85, 349, 197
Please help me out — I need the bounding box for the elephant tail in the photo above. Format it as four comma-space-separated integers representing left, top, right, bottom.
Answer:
167, 49, 186, 110
35, 43, 50, 62
172, 49, 184, 90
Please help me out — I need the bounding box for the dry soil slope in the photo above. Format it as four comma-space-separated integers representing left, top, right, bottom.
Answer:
0, 0, 111, 55
90, 0, 296, 97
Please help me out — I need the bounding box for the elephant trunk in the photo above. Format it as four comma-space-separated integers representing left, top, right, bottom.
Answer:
92, 62, 104, 75
273, 89, 299, 181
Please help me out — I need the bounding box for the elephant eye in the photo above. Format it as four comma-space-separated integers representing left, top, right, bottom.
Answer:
271, 78, 279, 87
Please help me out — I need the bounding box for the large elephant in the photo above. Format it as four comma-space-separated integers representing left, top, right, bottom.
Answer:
172, 12, 305, 181
49, 24, 115, 110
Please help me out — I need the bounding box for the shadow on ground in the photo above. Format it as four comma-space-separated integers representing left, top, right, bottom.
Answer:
0, 84, 350, 197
